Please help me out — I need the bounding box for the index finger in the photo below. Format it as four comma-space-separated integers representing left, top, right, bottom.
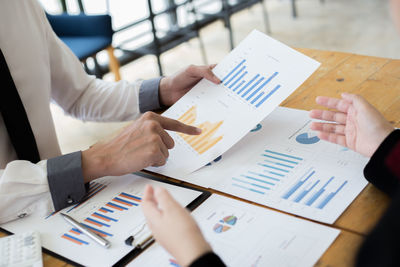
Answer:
154, 115, 202, 135
316, 96, 351, 113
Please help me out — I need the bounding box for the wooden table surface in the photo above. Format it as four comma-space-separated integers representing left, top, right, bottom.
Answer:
1, 48, 399, 267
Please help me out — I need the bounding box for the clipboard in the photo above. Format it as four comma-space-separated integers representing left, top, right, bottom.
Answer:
0, 172, 211, 267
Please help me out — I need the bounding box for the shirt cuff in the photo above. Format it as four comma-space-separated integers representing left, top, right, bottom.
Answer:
139, 77, 163, 113
47, 151, 87, 211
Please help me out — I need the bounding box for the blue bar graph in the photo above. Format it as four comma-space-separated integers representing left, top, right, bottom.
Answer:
63, 233, 89, 245
248, 171, 280, 182
114, 197, 139, 206
237, 74, 260, 94
93, 212, 118, 222
264, 159, 294, 169
240, 174, 275, 186
81, 223, 113, 236
317, 180, 348, 209
232, 183, 266, 195
246, 72, 278, 101
306, 176, 334, 206
120, 192, 142, 201
251, 92, 264, 104
229, 71, 248, 89
282, 170, 315, 199
221, 59, 246, 82
242, 77, 265, 97
294, 180, 320, 203
258, 163, 289, 173
85, 217, 110, 227
256, 84, 281, 108
107, 202, 128, 210
233, 80, 245, 92
265, 150, 303, 161
224, 66, 246, 86
233, 177, 271, 190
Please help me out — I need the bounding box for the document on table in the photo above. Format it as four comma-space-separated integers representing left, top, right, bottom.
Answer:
147, 29, 320, 177
180, 107, 369, 224
130, 194, 340, 267
1, 173, 203, 267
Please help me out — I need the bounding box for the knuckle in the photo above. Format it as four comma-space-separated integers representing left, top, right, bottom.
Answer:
142, 111, 155, 120
144, 120, 159, 132
148, 145, 159, 156
148, 134, 160, 143
186, 64, 196, 74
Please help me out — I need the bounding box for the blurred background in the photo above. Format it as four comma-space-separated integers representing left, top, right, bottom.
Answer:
39, 0, 400, 154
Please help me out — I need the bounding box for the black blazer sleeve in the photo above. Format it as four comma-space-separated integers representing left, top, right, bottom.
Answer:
363, 129, 400, 196
189, 252, 226, 267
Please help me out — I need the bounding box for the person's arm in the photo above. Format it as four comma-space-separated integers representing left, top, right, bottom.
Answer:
141, 185, 226, 267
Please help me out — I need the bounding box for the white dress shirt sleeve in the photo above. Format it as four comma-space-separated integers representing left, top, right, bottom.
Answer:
0, 160, 54, 224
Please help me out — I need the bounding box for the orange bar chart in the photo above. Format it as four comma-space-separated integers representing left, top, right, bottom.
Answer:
177, 106, 223, 154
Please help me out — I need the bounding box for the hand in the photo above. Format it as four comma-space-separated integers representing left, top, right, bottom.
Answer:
159, 64, 221, 106
309, 93, 394, 157
81, 112, 201, 182
141, 185, 211, 267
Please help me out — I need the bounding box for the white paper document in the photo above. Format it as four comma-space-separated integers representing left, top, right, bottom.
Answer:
147, 30, 320, 177
181, 107, 369, 223
1, 173, 203, 267
130, 194, 340, 267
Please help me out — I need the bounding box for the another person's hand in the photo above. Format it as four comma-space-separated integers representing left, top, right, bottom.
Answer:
142, 185, 211, 267
159, 64, 221, 107
309, 93, 394, 157
81, 112, 201, 181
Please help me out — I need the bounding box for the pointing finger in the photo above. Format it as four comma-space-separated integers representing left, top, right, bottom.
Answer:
156, 115, 202, 135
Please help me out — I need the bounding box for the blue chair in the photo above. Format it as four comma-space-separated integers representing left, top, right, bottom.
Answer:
46, 13, 121, 80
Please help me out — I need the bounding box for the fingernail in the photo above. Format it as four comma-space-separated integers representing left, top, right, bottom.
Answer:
196, 127, 202, 134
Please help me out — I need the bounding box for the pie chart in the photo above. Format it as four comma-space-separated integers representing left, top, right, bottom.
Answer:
213, 215, 237, 233
296, 133, 320, 144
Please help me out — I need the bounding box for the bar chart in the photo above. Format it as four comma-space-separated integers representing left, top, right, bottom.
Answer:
231, 149, 303, 195
221, 59, 281, 109
282, 168, 348, 210
61, 192, 142, 246
177, 106, 224, 154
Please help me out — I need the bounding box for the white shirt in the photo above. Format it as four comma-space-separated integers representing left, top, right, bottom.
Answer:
0, 0, 144, 224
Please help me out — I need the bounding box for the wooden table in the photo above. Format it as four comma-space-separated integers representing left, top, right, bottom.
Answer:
1, 48, 399, 266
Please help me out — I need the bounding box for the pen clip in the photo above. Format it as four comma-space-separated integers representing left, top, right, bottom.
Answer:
124, 223, 150, 246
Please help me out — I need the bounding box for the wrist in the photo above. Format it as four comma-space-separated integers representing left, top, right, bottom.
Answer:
159, 76, 172, 107
81, 148, 107, 183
